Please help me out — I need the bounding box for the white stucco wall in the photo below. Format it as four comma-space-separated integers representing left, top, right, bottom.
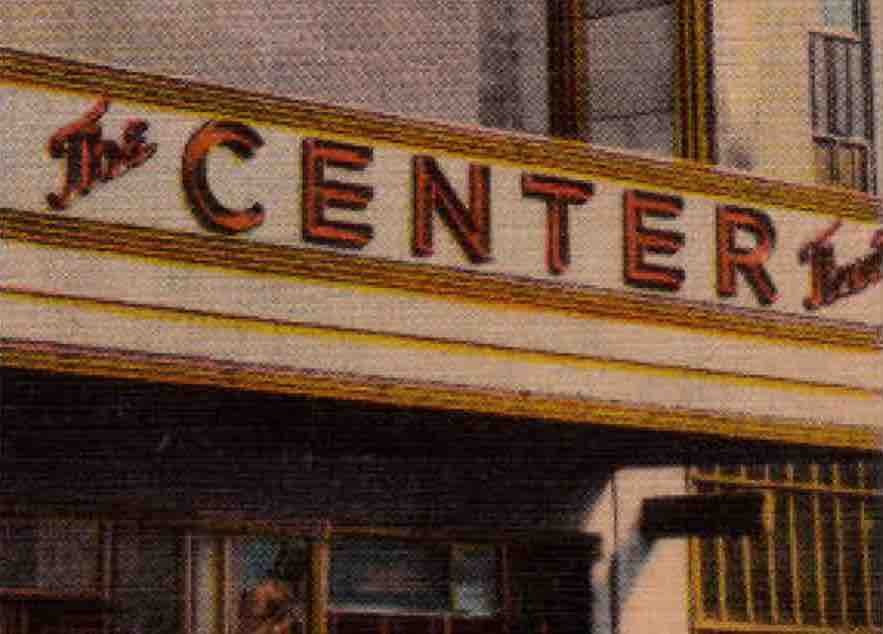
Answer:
713, 0, 882, 196
712, 0, 818, 183
583, 468, 689, 634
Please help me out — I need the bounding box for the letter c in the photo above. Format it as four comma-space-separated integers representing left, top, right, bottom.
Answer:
182, 121, 265, 233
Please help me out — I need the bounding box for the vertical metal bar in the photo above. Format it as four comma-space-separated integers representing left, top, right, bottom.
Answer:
813, 464, 827, 625
787, 465, 802, 624
833, 464, 848, 624
309, 524, 330, 634
100, 521, 113, 601
859, 462, 873, 627
740, 465, 755, 622
100, 521, 114, 634
766, 465, 779, 623
222, 537, 233, 634
713, 467, 729, 621
182, 533, 194, 634
690, 536, 706, 622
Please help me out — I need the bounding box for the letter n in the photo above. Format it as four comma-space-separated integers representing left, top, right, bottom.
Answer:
412, 157, 491, 263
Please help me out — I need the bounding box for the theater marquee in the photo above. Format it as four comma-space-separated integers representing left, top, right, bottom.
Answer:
1, 49, 880, 448
4, 91, 880, 315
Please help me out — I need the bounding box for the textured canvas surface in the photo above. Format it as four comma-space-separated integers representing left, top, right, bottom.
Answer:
0, 3, 881, 634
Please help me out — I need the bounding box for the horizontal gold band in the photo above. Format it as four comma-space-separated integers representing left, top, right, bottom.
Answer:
693, 621, 881, 634
2, 208, 879, 350
4, 284, 877, 399
2, 338, 880, 452
1, 47, 879, 222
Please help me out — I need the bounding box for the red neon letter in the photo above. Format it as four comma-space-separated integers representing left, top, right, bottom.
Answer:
412, 157, 491, 263
716, 206, 778, 305
47, 98, 156, 211
182, 121, 265, 234
302, 139, 374, 249
522, 174, 594, 275
623, 190, 685, 292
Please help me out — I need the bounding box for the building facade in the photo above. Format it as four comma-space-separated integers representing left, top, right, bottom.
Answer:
0, 3, 880, 634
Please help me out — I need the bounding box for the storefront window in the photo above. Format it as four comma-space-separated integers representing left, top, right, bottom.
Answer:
329, 539, 497, 617
0, 520, 100, 592
192, 536, 310, 634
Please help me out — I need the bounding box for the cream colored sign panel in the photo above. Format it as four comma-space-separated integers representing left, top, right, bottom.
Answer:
1, 87, 880, 326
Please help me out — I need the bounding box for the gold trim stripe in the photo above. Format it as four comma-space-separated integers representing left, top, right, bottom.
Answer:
2, 209, 879, 350
1, 338, 880, 452
676, 0, 714, 163
694, 622, 882, 633
1, 47, 879, 222
3, 284, 878, 399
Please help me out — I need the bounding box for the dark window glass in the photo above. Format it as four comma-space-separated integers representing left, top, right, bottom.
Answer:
451, 546, 498, 616
331, 539, 450, 613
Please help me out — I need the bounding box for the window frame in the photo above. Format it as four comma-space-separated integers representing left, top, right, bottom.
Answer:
810, 0, 877, 194
546, 0, 715, 162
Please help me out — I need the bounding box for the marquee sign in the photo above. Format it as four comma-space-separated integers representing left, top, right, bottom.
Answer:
1, 50, 881, 448
4, 90, 879, 325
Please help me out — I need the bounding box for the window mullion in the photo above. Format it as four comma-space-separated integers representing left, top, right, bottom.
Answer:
309, 532, 330, 634
765, 466, 780, 624
739, 466, 755, 622
182, 533, 194, 634
832, 465, 848, 624
222, 536, 233, 634
812, 464, 828, 626
787, 465, 801, 625
859, 462, 873, 627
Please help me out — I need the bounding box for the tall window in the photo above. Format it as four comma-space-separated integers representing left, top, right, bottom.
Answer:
547, 0, 713, 161
689, 460, 882, 633
811, 0, 876, 192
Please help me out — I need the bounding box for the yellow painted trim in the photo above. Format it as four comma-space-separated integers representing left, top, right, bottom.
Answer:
3, 209, 879, 351
676, 0, 715, 163
3, 285, 879, 400
1, 47, 880, 222
689, 472, 882, 497
693, 621, 882, 633
693, 623, 882, 633
1, 339, 881, 452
